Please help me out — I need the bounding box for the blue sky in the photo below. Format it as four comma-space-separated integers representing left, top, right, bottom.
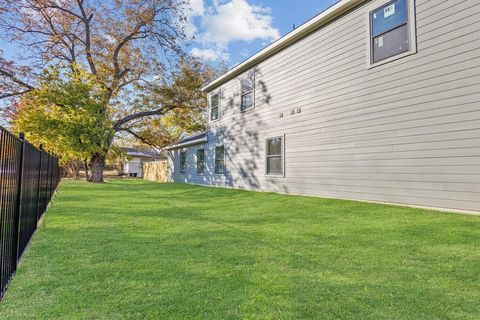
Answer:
185, 0, 339, 66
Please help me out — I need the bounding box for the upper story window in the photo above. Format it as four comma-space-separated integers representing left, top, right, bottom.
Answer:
210, 93, 219, 121
369, 0, 416, 67
196, 149, 205, 175
266, 137, 283, 176
240, 73, 254, 112
179, 151, 186, 174
214, 145, 225, 175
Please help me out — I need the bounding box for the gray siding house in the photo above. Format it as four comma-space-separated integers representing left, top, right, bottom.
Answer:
168, 0, 480, 212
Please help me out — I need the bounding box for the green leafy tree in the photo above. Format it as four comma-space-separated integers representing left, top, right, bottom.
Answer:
12, 58, 217, 180
12, 66, 112, 164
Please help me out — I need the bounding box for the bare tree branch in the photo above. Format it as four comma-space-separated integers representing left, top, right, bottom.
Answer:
113, 107, 173, 131
0, 69, 35, 90
76, 0, 97, 75
112, 29, 144, 80
0, 89, 33, 99
44, 2, 84, 20
116, 127, 159, 149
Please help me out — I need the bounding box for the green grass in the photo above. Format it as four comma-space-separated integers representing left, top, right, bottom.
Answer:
0, 179, 479, 319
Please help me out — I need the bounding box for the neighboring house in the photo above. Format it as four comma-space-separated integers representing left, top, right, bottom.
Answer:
167, 0, 480, 212
121, 147, 162, 177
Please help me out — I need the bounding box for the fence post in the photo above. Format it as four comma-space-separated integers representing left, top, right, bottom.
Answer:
12, 133, 25, 272
44, 155, 50, 211
35, 145, 43, 225
49, 154, 54, 200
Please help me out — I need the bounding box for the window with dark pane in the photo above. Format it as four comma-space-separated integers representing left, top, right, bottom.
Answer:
370, 0, 410, 63
197, 149, 205, 174
241, 75, 254, 111
266, 137, 283, 175
179, 151, 186, 174
210, 94, 219, 121
215, 146, 225, 174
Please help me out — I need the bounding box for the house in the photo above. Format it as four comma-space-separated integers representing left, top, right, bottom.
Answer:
121, 147, 162, 177
167, 0, 480, 212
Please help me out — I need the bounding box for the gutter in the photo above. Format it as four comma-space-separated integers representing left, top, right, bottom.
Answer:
201, 0, 368, 92
166, 136, 208, 150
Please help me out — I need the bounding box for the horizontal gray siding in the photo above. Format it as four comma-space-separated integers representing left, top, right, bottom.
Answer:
172, 0, 480, 212
170, 135, 228, 186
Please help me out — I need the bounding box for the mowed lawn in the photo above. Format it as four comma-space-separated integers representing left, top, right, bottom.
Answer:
0, 180, 479, 319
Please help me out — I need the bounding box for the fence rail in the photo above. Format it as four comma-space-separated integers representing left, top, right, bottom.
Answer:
0, 126, 60, 300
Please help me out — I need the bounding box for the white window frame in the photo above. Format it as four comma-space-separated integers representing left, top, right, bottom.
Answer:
214, 145, 226, 175
179, 150, 186, 174
366, 0, 417, 69
210, 90, 221, 122
240, 71, 255, 112
265, 135, 285, 177
196, 148, 205, 175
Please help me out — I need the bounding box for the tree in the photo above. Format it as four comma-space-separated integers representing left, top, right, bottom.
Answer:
0, 0, 208, 182
11, 58, 216, 180
117, 58, 216, 149
11, 65, 113, 164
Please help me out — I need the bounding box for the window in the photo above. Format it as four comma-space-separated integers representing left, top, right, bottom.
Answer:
369, 0, 415, 65
266, 137, 283, 176
241, 73, 254, 111
197, 149, 205, 175
210, 93, 219, 121
214, 145, 225, 174
179, 151, 186, 174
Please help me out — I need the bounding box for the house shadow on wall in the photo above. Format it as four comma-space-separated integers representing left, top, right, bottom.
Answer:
202, 66, 286, 193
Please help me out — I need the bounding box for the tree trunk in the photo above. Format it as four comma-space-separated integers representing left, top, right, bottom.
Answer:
74, 160, 81, 179
64, 159, 81, 179
89, 153, 106, 183
117, 160, 124, 176
84, 159, 90, 181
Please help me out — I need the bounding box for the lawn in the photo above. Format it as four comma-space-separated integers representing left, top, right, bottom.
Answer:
0, 180, 479, 319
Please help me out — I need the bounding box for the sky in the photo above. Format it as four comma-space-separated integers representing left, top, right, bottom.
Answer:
186, 0, 339, 66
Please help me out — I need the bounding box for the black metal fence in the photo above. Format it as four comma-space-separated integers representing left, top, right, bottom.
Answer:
0, 126, 60, 300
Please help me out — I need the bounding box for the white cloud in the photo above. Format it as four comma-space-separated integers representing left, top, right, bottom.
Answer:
186, 0, 280, 61
188, 0, 205, 16
191, 47, 229, 61
199, 0, 280, 45
184, 0, 206, 38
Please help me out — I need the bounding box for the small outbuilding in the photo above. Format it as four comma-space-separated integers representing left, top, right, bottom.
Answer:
121, 147, 162, 177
